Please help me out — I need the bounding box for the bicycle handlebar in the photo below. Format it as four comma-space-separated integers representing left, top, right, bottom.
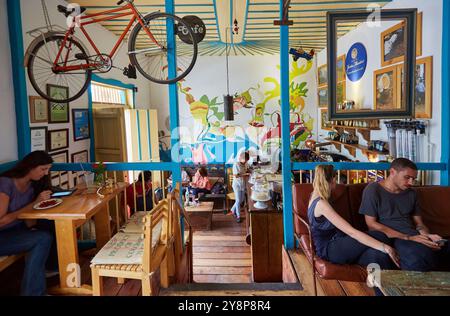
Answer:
117, 0, 125, 5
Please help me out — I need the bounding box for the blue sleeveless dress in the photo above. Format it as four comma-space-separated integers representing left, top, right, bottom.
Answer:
307, 197, 344, 260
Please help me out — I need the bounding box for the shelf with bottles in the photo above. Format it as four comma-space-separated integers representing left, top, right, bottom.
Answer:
325, 139, 389, 158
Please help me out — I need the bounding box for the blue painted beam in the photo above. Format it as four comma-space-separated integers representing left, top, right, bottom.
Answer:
442, 0, 450, 185
51, 162, 177, 172
7, 0, 30, 159
292, 162, 447, 171
279, 0, 294, 250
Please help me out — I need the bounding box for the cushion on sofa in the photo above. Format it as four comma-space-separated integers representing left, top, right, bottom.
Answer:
347, 183, 369, 231
414, 186, 450, 238
299, 235, 367, 282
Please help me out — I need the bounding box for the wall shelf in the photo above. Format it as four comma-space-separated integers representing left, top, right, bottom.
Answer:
325, 139, 388, 158
330, 125, 380, 143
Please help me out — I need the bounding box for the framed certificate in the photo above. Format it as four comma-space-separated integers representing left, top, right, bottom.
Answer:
30, 127, 48, 152
29, 96, 48, 123
48, 129, 69, 152
71, 150, 89, 163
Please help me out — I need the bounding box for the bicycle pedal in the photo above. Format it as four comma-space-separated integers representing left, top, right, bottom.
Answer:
123, 64, 137, 79
75, 53, 88, 60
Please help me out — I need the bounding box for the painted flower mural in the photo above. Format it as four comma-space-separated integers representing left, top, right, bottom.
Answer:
177, 59, 315, 164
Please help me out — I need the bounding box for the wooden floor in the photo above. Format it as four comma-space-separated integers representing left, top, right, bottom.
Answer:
192, 211, 252, 283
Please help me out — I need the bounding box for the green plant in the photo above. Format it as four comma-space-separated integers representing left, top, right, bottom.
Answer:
92, 162, 106, 185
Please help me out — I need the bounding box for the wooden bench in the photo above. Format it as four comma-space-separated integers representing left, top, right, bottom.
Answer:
0, 254, 25, 273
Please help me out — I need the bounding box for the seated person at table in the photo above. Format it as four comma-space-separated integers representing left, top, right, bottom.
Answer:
188, 167, 212, 200
0, 151, 55, 296
167, 169, 190, 195
360, 158, 450, 272
126, 171, 153, 215
308, 165, 399, 278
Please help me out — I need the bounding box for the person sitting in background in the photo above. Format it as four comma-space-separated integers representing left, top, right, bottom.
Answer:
126, 171, 153, 215
167, 169, 190, 195
0, 151, 55, 296
188, 167, 212, 200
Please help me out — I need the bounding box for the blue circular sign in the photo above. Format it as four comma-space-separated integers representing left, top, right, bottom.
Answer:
345, 42, 367, 82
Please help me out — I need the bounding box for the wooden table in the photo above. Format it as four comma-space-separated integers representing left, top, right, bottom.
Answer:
185, 201, 214, 231
375, 270, 450, 296
247, 183, 283, 283
18, 183, 127, 295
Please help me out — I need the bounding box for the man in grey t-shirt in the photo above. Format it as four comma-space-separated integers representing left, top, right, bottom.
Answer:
359, 158, 450, 271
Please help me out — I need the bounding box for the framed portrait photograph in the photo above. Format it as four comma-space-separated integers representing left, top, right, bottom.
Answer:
318, 86, 328, 108
29, 96, 48, 123
30, 127, 48, 152
320, 108, 332, 130
72, 109, 90, 141
337, 55, 346, 82
48, 129, 69, 152
397, 56, 433, 119
374, 66, 399, 111
47, 84, 69, 124
381, 12, 423, 67
317, 64, 328, 87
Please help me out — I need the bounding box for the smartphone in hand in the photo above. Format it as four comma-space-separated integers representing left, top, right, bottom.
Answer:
436, 239, 448, 247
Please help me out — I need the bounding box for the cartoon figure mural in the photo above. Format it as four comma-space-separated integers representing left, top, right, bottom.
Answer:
177, 59, 315, 164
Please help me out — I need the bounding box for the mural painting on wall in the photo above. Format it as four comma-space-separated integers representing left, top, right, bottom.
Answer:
177, 60, 316, 164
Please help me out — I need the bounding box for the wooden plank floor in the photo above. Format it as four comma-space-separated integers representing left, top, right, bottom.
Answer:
192, 211, 252, 283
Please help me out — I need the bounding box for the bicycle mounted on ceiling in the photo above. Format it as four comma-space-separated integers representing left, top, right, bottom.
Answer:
24, 0, 201, 103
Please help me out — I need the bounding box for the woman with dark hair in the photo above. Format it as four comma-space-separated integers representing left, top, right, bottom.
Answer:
0, 151, 54, 296
126, 171, 153, 215
188, 167, 212, 200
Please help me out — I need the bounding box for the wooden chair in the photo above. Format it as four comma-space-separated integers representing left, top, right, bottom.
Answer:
225, 167, 235, 211
90, 198, 171, 296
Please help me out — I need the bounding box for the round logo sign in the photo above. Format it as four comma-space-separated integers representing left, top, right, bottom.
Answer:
177, 15, 206, 45
345, 42, 367, 82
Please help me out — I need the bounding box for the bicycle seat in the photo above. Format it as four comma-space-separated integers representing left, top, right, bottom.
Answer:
57, 5, 87, 17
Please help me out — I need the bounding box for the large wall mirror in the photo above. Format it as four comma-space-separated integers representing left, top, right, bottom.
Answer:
327, 9, 417, 119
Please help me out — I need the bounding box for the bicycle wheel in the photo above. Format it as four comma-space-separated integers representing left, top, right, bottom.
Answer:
128, 12, 198, 84
27, 35, 92, 103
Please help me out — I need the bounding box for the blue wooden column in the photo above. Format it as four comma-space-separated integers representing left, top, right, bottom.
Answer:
441, 0, 450, 185
279, 1, 294, 249
7, 0, 30, 159
165, 0, 182, 185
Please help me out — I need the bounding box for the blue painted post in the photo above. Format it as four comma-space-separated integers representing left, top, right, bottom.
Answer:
441, 0, 450, 185
7, 0, 30, 159
279, 0, 294, 249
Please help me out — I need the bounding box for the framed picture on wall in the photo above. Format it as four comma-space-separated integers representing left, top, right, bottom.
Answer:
397, 56, 433, 119
48, 129, 69, 152
47, 84, 69, 123
318, 86, 328, 108
30, 127, 48, 152
337, 81, 346, 106
317, 64, 328, 87
71, 150, 89, 164
29, 96, 48, 123
381, 12, 423, 67
72, 109, 90, 141
50, 150, 69, 180
374, 66, 399, 111
320, 108, 332, 130
337, 55, 346, 82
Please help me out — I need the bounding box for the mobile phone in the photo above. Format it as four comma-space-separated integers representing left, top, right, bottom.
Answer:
436, 239, 448, 247
51, 190, 75, 198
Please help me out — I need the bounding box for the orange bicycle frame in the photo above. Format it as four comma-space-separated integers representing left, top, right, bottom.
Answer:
53, 2, 160, 72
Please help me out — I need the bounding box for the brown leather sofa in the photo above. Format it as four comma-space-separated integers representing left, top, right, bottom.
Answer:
292, 183, 450, 290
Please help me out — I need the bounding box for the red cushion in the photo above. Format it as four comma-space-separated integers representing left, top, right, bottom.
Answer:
347, 183, 369, 231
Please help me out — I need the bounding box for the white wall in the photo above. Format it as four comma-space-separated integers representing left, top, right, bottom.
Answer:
20, 0, 152, 165
0, 0, 18, 163
317, 0, 442, 170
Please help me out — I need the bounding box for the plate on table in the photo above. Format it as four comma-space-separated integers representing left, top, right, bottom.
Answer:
33, 198, 63, 210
